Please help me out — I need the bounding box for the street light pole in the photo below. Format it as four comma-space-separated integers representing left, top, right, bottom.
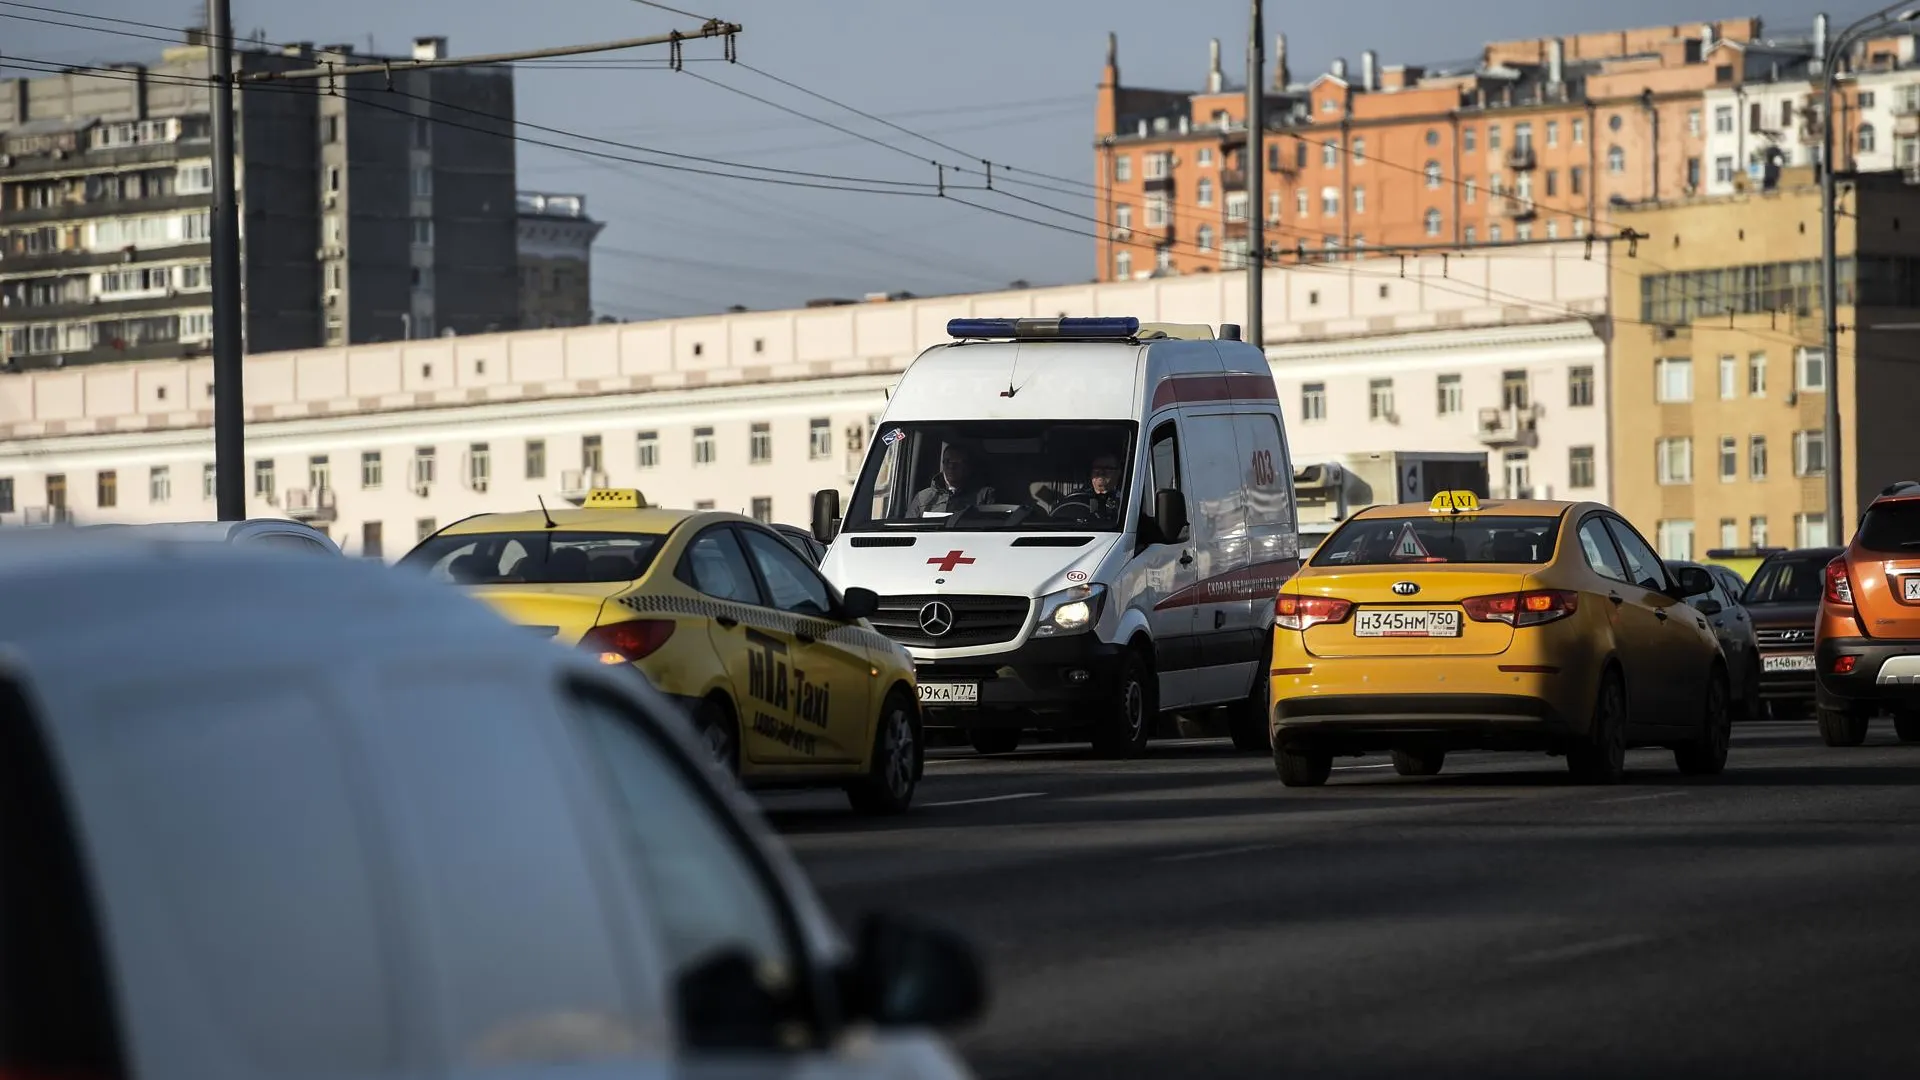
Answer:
1246, 0, 1264, 348
207, 0, 245, 521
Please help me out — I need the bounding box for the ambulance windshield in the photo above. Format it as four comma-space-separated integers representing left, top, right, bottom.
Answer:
843, 420, 1139, 532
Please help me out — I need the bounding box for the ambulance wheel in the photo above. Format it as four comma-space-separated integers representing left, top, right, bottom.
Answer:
968, 728, 1022, 756
1090, 649, 1155, 759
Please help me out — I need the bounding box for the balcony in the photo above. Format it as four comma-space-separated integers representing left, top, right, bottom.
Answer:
560, 468, 608, 504
1143, 173, 1174, 193
1477, 404, 1540, 448
1497, 194, 1537, 219
1506, 144, 1537, 170
0, 192, 211, 227
1221, 168, 1247, 191
283, 487, 337, 524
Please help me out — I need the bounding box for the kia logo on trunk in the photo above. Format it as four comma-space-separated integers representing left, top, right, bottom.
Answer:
1391, 581, 1421, 596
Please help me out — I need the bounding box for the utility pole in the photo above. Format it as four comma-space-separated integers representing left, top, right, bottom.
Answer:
1246, 0, 1264, 348
208, 0, 244, 521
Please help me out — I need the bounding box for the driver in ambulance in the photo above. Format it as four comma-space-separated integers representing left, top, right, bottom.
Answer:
1037, 452, 1125, 524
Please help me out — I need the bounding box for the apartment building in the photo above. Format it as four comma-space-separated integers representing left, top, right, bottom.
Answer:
0, 242, 1609, 552
0, 32, 519, 370
517, 191, 603, 329
1609, 168, 1920, 560
1090, 17, 1882, 282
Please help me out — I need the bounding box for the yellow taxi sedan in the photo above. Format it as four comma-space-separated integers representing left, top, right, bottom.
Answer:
399, 489, 924, 814
1269, 492, 1731, 787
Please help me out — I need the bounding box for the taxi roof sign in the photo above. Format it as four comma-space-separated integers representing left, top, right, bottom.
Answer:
582, 488, 647, 509
1428, 490, 1481, 514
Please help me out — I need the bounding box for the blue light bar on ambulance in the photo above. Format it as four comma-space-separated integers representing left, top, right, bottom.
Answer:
946, 316, 1141, 340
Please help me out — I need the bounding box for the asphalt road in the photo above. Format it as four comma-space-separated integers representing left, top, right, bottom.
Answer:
759, 720, 1920, 1079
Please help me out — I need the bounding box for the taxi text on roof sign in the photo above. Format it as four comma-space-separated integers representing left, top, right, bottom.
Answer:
1429, 490, 1481, 514
583, 488, 648, 509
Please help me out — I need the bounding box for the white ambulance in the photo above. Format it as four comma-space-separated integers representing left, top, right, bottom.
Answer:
810, 316, 1297, 758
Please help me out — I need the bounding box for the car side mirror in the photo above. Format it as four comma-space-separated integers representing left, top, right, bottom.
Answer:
841, 586, 880, 621
1152, 488, 1189, 545
811, 489, 842, 544
1694, 597, 1723, 616
1672, 565, 1714, 599
839, 912, 986, 1031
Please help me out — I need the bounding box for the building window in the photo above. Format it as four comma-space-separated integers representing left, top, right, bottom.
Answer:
517, 440, 541, 480
1715, 156, 1735, 184
148, 465, 170, 504
1656, 437, 1693, 485
1860, 124, 1878, 154
1750, 435, 1769, 480
693, 427, 716, 466
1568, 446, 1596, 489
1657, 520, 1696, 561
1572, 118, 1585, 144
1424, 161, 1441, 189
1796, 512, 1829, 548
1196, 178, 1214, 207
1547, 119, 1561, 147
1715, 105, 1734, 134
1568, 365, 1595, 408
1794, 429, 1827, 476
1114, 205, 1132, 232
1423, 208, 1442, 236
636, 431, 659, 469
1607, 146, 1626, 174
1489, 125, 1502, 150
1719, 355, 1738, 399
1115, 251, 1132, 279
581, 435, 603, 474
1465, 226, 1478, 244
1301, 382, 1326, 422
1113, 155, 1131, 182
1687, 157, 1701, 188
1196, 225, 1214, 251
1226, 191, 1249, 222
1436, 373, 1462, 415
1321, 188, 1339, 216
1748, 352, 1768, 396
1719, 436, 1739, 481
1750, 516, 1769, 548
1143, 152, 1171, 179
96, 470, 117, 509
411, 218, 433, 245
417, 517, 437, 544
1720, 518, 1739, 550
750, 497, 773, 524
0, 477, 10, 515
809, 418, 832, 459
253, 459, 275, 498
1368, 378, 1395, 421
1655, 357, 1693, 402
466, 443, 490, 491
1352, 137, 1367, 161
203, 463, 216, 500
1353, 186, 1366, 214
1144, 193, 1169, 227
750, 422, 772, 464
362, 450, 383, 488
1796, 347, 1827, 392
362, 521, 384, 559
411, 167, 432, 197
1570, 166, 1585, 195
1464, 128, 1477, 152
1464, 178, 1477, 204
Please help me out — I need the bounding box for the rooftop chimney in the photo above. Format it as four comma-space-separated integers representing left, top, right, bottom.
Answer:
1813, 13, 1829, 74
1702, 23, 1715, 53
412, 36, 447, 62
1361, 49, 1379, 91
1207, 38, 1224, 93
1548, 38, 1565, 85
183, 26, 208, 46
1331, 56, 1348, 81
1274, 33, 1290, 89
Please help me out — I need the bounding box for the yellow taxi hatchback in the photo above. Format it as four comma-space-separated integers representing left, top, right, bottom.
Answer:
400, 490, 924, 815
1269, 493, 1731, 787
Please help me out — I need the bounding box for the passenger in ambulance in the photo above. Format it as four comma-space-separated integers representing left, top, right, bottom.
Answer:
910, 441, 998, 516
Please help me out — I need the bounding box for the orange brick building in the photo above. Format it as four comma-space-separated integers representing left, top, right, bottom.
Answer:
1094, 19, 1797, 280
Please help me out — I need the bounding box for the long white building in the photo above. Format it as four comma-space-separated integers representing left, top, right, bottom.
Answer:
0, 242, 1611, 558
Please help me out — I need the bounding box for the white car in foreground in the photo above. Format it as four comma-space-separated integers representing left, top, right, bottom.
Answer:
0, 531, 984, 1080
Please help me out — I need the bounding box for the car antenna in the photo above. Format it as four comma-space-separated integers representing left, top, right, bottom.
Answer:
537, 495, 558, 530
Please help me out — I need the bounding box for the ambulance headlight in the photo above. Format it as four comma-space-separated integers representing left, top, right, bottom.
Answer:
1035, 583, 1106, 636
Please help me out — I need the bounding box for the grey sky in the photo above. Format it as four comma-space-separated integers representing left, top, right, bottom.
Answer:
5, 1, 1888, 318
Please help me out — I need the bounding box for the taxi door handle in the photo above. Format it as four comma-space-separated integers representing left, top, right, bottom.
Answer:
1654, 609, 1669, 622
795, 628, 818, 646
715, 615, 740, 629
1609, 592, 1625, 606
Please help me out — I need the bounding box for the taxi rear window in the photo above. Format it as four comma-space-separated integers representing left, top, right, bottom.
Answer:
400, 531, 664, 584
1311, 515, 1560, 567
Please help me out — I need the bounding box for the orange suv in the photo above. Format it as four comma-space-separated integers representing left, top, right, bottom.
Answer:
1815, 481, 1920, 746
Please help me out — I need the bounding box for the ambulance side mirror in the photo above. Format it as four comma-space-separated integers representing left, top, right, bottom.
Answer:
1152, 489, 1189, 545
812, 489, 842, 544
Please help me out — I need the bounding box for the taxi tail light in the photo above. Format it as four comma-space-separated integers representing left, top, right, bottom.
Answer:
1462, 589, 1579, 628
1823, 557, 1855, 608
1275, 594, 1353, 630
580, 620, 675, 665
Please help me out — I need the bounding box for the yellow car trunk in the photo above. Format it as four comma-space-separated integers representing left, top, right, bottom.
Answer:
1289, 568, 1529, 658
465, 582, 634, 646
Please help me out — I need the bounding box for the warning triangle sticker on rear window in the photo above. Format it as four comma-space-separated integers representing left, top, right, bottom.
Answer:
1393, 523, 1431, 561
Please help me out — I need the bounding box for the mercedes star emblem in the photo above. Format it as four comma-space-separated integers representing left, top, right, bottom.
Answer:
1392, 581, 1421, 596
918, 601, 955, 637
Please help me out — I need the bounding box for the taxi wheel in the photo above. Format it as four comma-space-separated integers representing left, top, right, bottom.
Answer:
1225, 667, 1272, 753
847, 690, 921, 816
1390, 748, 1446, 777
1895, 711, 1920, 744
1674, 669, 1731, 776
695, 697, 740, 778
1090, 650, 1155, 759
1274, 742, 1333, 787
1568, 670, 1627, 784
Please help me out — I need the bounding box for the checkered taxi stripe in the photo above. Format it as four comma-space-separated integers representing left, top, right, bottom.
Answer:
612, 592, 900, 654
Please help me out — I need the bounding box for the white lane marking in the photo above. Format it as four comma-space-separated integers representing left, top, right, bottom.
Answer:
1508, 932, 1654, 965
1153, 842, 1278, 863
920, 792, 1047, 809
1335, 763, 1397, 771
1598, 791, 1688, 804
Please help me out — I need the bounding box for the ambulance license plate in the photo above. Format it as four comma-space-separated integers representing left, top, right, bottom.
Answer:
918, 683, 979, 705
1355, 609, 1462, 638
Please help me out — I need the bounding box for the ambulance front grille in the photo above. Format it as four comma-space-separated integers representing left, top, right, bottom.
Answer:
870, 594, 1032, 648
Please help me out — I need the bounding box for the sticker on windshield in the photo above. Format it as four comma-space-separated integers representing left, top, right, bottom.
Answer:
881, 427, 906, 446
1393, 523, 1432, 561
